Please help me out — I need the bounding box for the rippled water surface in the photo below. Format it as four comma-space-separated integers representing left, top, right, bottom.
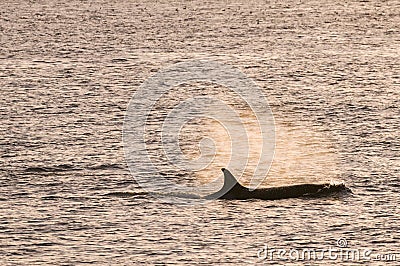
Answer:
1, 0, 399, 265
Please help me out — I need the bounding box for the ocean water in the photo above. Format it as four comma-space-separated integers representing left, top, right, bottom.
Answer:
1, 0, 399, 265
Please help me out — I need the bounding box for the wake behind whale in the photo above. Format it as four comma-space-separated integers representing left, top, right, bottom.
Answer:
206, 168, 351, 200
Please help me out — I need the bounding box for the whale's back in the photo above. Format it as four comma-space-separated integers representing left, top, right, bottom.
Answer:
216, 169, 351, 200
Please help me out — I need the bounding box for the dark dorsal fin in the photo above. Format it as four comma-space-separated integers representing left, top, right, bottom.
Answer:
221, 168, 246, 193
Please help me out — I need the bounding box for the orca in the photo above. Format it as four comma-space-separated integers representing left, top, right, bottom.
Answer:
206, 168, 351, 200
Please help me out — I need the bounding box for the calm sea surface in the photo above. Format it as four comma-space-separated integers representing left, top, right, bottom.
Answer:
1, 0, 399, 265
